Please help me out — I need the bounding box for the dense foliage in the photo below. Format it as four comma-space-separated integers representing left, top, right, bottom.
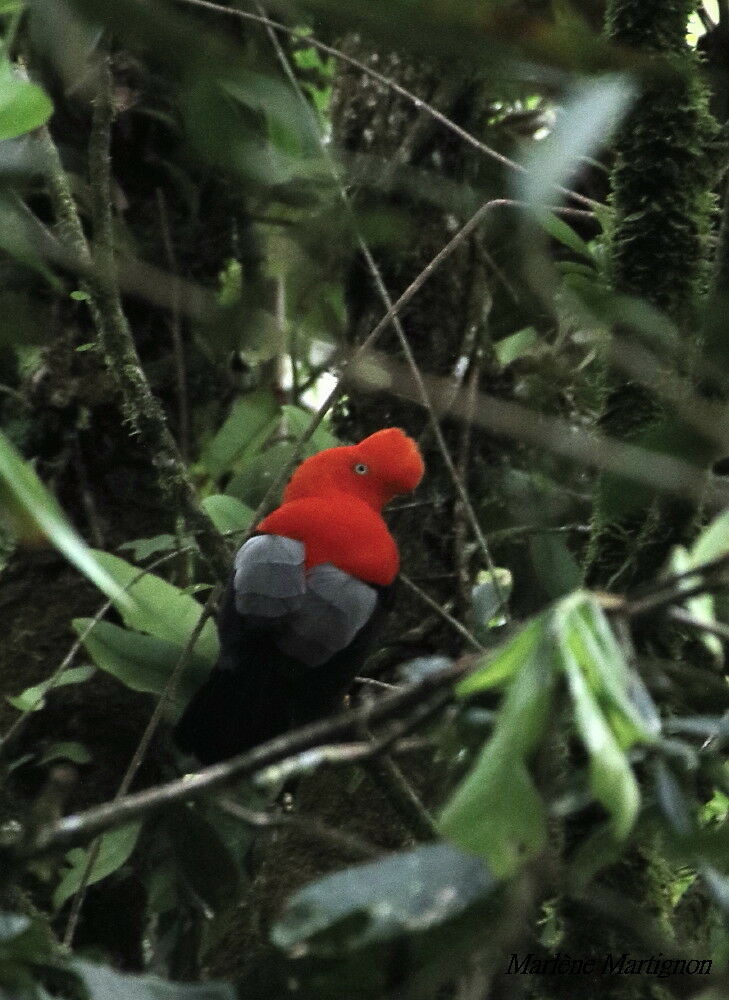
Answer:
1, 1, 729, 998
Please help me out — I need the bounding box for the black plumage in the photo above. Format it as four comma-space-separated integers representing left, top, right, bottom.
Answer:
174, 536, 393, 764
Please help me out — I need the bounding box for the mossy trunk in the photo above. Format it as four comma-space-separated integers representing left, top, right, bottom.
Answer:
584, 0, 718, 592
562, 6, 720, 999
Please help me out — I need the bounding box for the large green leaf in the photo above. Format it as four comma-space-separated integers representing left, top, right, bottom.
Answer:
54, 822, 142, 910
72, 619, 212, 706
199, 389, 279, 479
0, 430, 132, 608
201, 494, 254, 535
440, 630, 553, 875
272, 843, 498, 957
0, 61, 53, 140
456, 614, 545, 697
553, 592, 655, 838
87, 552, 219, 662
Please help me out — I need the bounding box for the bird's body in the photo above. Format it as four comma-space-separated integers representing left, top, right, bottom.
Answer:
174, 428, 423, 764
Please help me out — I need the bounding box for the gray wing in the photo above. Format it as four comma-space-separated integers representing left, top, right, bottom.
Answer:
233, 535, 377, 668
275, 563, 378, 667
233, 535, 306, 618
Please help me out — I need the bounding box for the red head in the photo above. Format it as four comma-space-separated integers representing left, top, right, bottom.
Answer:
283, 427, 424, 511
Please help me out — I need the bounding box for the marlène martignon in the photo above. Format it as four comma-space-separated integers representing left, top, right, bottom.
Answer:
506, 953, 713, 978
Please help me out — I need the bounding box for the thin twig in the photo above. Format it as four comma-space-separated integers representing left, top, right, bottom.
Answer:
400, 572, 486, 652
155, 188, 189, 464
174, 0, 598, 211
217, 796, 379, 860
668, 606, 729, 643
347, 349, 729, 511
360, 743, 439, 841
62, 587, 219, 948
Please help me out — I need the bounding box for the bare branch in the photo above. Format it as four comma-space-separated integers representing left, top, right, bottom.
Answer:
4, 670, 462, 862
347, 349, 729, 510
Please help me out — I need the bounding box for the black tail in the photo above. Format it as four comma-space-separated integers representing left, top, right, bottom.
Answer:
174, 659, 290, 765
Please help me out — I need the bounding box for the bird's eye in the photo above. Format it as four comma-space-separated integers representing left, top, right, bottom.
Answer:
354, 463, 369, 475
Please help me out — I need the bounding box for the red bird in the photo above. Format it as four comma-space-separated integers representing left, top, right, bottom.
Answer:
175, 428, 424, 763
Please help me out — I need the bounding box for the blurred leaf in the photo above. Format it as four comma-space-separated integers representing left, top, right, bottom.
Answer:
88, 551, 219, 662
117, 534, 179, 560
0, 430, 133, 608
691, 509, 729, 567
221, 71, 320, 160
538, 212, 594, 259
440, 626, 553, 875
670, 545, 722, 665
201, 494, 254, 535
73, 958, 237, 1000
522, 75, 634, 207
529, 533, 581, 599
272, 843, 498, 957
7, 665, 95, 712
226, 440, 296, 508
456, 614, 545, 697
38, 741, 92, 766
0, 61, 53, 140
471, 566, 512, 632
554, 592, 654, 838
72, 619, 212, 707
493, 327, 539, 367
199, 389, 279, 479
281, 405, 340, 451
164, 805, 241, 915
54, 822, 142, 910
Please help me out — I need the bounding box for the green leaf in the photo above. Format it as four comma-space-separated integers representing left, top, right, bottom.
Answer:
0, 430, 133, 608
225, 440, 296, 508
38, 741, 92, 766
88, 551, 219, 662
73, 959, 237, 1000
529, 533, 581, 600
670, 545, 722, 665
72, 619, 212, 706
199, 388, 279, 478
0, 61, 53, 141
553, 592, 653, 838
54, 822, 142, 910
456, 614, 544, 697
281, 405, 340, 451
201, 494, 254, 535
522, 75, 634, 207
117, 534, 179, 560
7, 665, 95, 712
440, 632, 553, 875
538, 211, 594, 259
272, 844, 498, 957
691, 509, 729, 567
493, 327, 539, 367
